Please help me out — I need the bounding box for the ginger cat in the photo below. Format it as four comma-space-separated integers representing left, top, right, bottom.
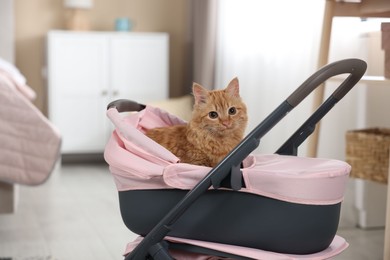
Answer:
145, 77, 248, 167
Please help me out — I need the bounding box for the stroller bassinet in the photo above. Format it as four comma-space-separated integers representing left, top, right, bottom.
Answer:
104, 59, 367, 260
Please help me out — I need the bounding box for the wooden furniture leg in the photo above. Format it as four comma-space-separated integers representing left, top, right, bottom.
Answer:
0, 182, 17, 213
307, 0, 335, 157
385, 157, 390, 260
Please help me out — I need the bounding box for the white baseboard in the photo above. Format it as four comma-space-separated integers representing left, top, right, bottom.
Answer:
355, 178, 387, 228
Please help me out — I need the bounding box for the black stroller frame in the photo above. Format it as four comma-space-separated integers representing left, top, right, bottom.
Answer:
107, 59, 367, 260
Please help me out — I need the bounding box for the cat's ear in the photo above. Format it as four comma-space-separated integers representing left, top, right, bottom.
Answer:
225, 77, 240, 98
193, 82, 209, 104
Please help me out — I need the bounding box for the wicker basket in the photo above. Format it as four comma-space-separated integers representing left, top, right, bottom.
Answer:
346, 128, 390, 184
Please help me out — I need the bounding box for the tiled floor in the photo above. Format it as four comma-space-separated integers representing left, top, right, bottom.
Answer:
0, 162, 385, 260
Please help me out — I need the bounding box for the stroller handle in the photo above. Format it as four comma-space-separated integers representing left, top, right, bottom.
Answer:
275, 58, 367, 155
287, 58, 366, 107
107, 99, 146, 112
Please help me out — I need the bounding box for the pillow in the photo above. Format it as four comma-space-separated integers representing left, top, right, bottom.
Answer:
0, 57, 36, 101
0, 57, 26, 86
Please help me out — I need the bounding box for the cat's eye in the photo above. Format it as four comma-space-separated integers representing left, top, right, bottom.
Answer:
209, 111, 218, 119
228, 107, 237, 115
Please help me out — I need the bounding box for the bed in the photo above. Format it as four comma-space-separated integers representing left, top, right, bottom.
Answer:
0, 0, 61, 213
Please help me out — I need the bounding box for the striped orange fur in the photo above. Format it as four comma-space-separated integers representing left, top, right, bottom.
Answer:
146, 77, 248, 167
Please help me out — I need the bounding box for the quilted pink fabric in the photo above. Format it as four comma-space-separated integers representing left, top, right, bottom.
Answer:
0, 70, 61, 185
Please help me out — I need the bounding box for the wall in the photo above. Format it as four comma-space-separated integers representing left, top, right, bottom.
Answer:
317, 17, 390, 228
0, 0, 14, 63
14, 0, 190, 114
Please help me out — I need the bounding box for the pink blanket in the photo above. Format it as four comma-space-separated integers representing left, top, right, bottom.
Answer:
0, 68, 61, 185
125, 235, 348, 260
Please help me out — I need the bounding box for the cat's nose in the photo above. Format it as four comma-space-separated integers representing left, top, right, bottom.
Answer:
222, 121, 231, 127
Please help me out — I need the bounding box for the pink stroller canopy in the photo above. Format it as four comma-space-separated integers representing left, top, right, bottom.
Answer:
105, 105, 350, 206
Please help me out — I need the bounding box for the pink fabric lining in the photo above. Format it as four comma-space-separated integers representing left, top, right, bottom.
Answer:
124, 235, 348, 260
107, 107, 182, 164
105, 106, 350, 205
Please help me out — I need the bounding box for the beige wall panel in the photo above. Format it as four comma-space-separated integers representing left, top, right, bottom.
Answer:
14, 0, 190, 114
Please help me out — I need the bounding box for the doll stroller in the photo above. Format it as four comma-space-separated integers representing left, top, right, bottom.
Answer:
104, 59, 367, 259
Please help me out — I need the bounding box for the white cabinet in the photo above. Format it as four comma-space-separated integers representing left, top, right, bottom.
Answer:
47, 30, 169, 154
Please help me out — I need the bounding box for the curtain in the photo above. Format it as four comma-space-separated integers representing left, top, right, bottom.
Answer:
190, 0, 218, 89
0, 0, 14, 63
215, 0, 325, 155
